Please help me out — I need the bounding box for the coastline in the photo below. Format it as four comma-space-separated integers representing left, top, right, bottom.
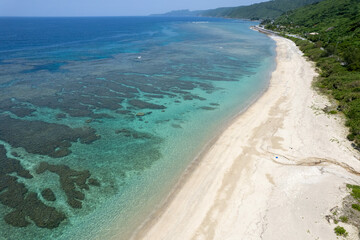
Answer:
117, 36, 359, 239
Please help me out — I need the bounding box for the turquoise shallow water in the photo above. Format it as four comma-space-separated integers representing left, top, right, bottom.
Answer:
0, 17, 275, 239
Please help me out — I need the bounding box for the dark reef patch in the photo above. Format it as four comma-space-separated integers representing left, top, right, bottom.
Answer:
128, 99, 166, 109
41, 188, 56, 202
36, 162, 100, 209
0, 145, 66, 229
116, 110, 132, 115
200, 106, 216, 111
24, 93, 121, 118
115, 128, 152, 139
171, 124, 182, 129
88, 178, 101, 187
144, 94, 164, 99
182, 94, 206, 101
0, 145, 32, 180
11, 152, 20, 158
56, 113, 67, 119
0, 99, 35, 117
4, 192, 66, 229
0, 68, 218, 124
0, 115, 100, 158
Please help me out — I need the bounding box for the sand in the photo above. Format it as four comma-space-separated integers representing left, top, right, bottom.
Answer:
126, 36, 360, 240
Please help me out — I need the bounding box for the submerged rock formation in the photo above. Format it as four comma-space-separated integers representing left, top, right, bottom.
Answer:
36, 162, 100, 209
0, 145, 66, 228
129, 99, 166, 109
41, 188, 56, 202
115, 128, 152, 139
0, 115, 100, 158
4, 192, 66, 228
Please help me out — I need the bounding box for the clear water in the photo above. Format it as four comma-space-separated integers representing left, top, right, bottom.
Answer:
0, 17, 275, 239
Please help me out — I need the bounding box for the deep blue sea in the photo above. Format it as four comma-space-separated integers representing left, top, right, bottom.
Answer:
0, 17, 275, 239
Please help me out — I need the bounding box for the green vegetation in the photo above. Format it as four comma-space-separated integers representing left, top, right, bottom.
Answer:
352, 203, 360, 211
349, 184, 360, 211
334, 226, 348, 236
328, 184, 360, 237
340, 216, 349, 223
265, 0, 360, 147
347, 184, 360, 200
201, 0, 323, 20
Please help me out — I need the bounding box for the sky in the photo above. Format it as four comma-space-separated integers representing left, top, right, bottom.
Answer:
0, 0, 267, 17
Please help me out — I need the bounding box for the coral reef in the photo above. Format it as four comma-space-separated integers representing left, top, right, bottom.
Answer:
0, 115, 100, 157
0, 145, 66, 229
36, 162, 100, 209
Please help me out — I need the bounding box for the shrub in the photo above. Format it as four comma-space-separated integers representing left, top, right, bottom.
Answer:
347, 184, 360, 200
334, 226, 348, 236
347, 134, 355, 141
351, 203, 360, 211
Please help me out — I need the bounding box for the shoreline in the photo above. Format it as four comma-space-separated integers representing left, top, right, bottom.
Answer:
125, 36, 277, 240
128, 60, 275, 240
119, 36, 359, 239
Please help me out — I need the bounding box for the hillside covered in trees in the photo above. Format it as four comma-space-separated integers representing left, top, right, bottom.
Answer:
201, 0, 323, 20
265, 0, 360, 147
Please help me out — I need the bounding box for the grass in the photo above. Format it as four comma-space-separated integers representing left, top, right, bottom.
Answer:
340, 216, 349, 223
334, 226, 348, 236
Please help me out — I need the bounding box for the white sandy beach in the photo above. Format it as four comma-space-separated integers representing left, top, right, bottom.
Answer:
126, 36, 360, 240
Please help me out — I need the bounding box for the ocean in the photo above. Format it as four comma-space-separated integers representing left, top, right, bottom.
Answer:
0, 17, 276, 239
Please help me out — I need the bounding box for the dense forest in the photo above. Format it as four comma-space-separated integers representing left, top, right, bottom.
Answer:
201, 0, 323, 20
264, 0, 360, 147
